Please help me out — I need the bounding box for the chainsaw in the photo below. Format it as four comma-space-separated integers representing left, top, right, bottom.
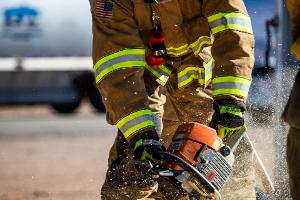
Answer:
137, 122, 239, 199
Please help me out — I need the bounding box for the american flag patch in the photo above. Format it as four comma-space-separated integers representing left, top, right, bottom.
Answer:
95, 0, 113, 19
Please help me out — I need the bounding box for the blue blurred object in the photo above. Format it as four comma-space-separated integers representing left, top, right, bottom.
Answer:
244, 0, 277, 122
4, 6, 39, 27
244, 0, 276, 68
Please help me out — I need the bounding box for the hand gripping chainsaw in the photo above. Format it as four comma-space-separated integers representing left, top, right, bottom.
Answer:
141, 122, 236, 199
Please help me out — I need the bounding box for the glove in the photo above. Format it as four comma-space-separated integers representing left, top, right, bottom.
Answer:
133, 138, 166, 164
210, 100, 245, 139
129, 130, 165, 164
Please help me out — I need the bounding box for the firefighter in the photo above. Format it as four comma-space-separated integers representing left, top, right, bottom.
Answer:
283, 0, 300, 199
89, 0, 255, 199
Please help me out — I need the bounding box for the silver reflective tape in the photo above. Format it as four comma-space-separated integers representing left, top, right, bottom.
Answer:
178, 70, 199, 83
119, 114, 153, 134
154, 67, 170, 77
200, 63, 214, 77
209, 17, 252, 29
192, 37, 211, 53
145, 65, 171, 85
212, 82, 250, 91
95, 54, 145, 76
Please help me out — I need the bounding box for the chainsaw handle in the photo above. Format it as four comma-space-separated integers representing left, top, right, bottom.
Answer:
158, 151, 217, 194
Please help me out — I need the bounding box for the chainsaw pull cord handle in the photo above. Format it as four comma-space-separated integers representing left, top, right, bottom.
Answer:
157, 151, 217, 194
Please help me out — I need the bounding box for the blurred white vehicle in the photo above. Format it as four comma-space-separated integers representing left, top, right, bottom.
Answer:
0, 0, 105, 113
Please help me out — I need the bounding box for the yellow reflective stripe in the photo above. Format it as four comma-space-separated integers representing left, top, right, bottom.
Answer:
117, 109, 152, 128
212, 76, 251, 85
167, 44, 189, 56
178, 74, 198, 88
205, 71, 212, 83
178, 67, 199, 78
178, 60, 214, 88
167, 44, 189, 51
123, 121, 154, 139
207, 12, 250, 22
189, 36, 212, 55
93, 48, 145, 71
144, 65, 170, 84
95, 61, 145, 83
93, 48, 146, 83
178, 67, 199, 88
198, 59, 214, 85
116, 109, 155, 139
145, 65, 162, 78
199, 67, 205, 85
160, 65, 172, 75
199, 71, 213, 85
204, 59, 213, 84
194, 41, 212, 55
204, 58, 214, 68
167, 51, 189, 56
208, 12, 253, 35
213, 89, 249, 99
212, 76, 252, 99
145, 65, 161, 78
190, 37, 204, 49
211, 24, 253, 35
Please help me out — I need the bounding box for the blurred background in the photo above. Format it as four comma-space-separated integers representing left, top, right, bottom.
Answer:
0, 0, 298, 199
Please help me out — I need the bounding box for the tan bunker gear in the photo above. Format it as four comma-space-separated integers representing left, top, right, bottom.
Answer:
284, 1, 300, 199
89, 0, 254, 199
283, 70, 300, 200
286, 0, 300, 60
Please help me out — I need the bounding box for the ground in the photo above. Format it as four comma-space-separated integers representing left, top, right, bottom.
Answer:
0, 103, 289, 200
0, 104, 115, 200
0, 134, 111, 200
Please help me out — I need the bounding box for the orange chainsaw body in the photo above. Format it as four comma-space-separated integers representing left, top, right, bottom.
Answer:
167, 122, 223, 170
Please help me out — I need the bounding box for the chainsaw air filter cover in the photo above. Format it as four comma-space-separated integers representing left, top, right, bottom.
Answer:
167, 122, 233, 195
168, 123, 223, 169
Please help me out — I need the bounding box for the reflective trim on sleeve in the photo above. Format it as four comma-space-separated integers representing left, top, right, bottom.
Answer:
116, 109, 155, 139
212, 76, 252, 99
199, 58, 214, 86
145, 65, 172, 86
167, 44, 189, 57
207, 12, 253, 35
178, 67, 199, 88
93, 48, 146, 83
189, 36, 212, 55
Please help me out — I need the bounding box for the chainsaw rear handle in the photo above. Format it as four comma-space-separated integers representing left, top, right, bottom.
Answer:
157, 151, 217, 194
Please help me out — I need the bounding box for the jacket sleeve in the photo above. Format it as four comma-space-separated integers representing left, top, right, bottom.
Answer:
91, 0, 145, 72
90, 0, 157, 141
202, 0, 255, 103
